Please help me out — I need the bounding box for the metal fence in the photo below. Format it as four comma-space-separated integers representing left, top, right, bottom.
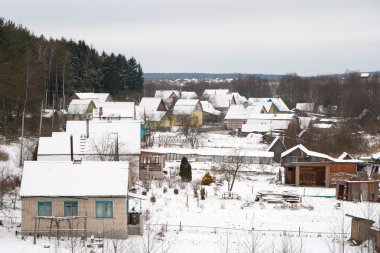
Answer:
145, 223, 349, 239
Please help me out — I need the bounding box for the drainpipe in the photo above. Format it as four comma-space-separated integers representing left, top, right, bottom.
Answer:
86, 118, 89, 138
70, 134, 74, 161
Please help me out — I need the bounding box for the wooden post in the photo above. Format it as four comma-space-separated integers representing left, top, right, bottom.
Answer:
325, 165, 330, 188
48, 219, 53, 237
84, 216, 87, 241
33, 218, 37, 244
295, 166, 300, 187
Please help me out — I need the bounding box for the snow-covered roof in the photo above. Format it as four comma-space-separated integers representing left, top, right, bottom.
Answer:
338, 152, 353, 160
37, 132, 130, 158
154, 90, 178, 99
20, 161, 129, 197
266, 137, 285, 152
145, 111, 167, 121
93, 102, 135, 118
209, 94, 235, 109
296, 103, 315, 112
281, 144, 334, 160
230, 92, 247, 104
248, 98, 290, 112
179, 91, 198, 99
360, 73, 370, 78
299, 117, 312, 130
42, 109, 55, 118
67, 99, 95, 114
249, 101, 273, 113
247, 113, 295, 120
135, 106, 145, 120
139, 97, 166, 112
313, 123, 334, 129
241, 114, 295, 133
281, 144, 363, 163
225, 105, 265, 120
64, 119, 141, 154
173, 99, 201, 115
200, 101, 221, 115
74, 93, 111, 103
202, 89, 229, 99
372, 152, 380, 160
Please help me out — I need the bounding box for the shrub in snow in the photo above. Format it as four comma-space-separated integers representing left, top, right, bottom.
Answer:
174, 188, 179, 194
142, 191, 147, 196
201, 172, 214, 185
200, 187, 206, 200
163, 187, 167, 193
179, 157, 192, 182
150, 196, 156, 203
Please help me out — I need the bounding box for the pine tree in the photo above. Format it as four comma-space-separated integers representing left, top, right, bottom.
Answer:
179, 157, 192, 182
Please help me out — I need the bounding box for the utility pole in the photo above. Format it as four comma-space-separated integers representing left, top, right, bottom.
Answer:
19, 110, 25, 167
39, 100, 43, 137
51, 94, 55, 131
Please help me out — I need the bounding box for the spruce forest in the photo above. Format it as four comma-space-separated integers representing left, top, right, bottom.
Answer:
0, 18, 144, 121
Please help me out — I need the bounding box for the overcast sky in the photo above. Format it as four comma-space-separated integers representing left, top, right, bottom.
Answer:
1, 0, 380, 75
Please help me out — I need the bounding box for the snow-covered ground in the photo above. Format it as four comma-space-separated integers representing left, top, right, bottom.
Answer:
1, 140, 380, 252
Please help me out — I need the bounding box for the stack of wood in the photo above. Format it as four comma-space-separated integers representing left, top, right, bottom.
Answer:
330, 172, 358, 186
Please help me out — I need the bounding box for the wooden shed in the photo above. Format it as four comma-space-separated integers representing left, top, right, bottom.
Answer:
370, 227, 380, 252
336, 180, 379, 202
346, 214, 375, 245
139, 151, 166, 181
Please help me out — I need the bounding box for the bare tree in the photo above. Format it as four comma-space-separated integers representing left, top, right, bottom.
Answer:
217, 149, 246, 192
240, 229, 266, 253
89, 134, 124, 161
280, 234, 302, 253
139, 224, 171, 253
0, 162, 20, 211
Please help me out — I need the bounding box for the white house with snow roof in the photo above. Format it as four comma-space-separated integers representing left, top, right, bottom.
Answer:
139, 97, 167, 113
69, 92, 112, 105
241, 113, 298, 133
224, 104, 266, 130
92, 102, 136, 120
139, 97, 170, 130
208, 94, 236, 113
154, 90, 198, 108
248, 98, 290, 113
37, 119, 141, 171
19, 160, 142, 238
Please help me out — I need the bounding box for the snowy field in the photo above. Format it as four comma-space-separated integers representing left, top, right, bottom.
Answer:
1, 142, 380, 252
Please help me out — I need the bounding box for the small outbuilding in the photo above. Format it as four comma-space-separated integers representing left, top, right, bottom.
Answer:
139, 150, 166, 181
336, 180, 379, 202
346, 214, 375, 246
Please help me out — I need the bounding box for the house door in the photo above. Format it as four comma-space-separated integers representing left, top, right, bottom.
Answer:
315, 168, 325, 186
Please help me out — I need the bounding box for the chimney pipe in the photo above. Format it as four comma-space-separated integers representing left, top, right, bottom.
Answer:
70, 134, 74, 161
86, 118, 89, 138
